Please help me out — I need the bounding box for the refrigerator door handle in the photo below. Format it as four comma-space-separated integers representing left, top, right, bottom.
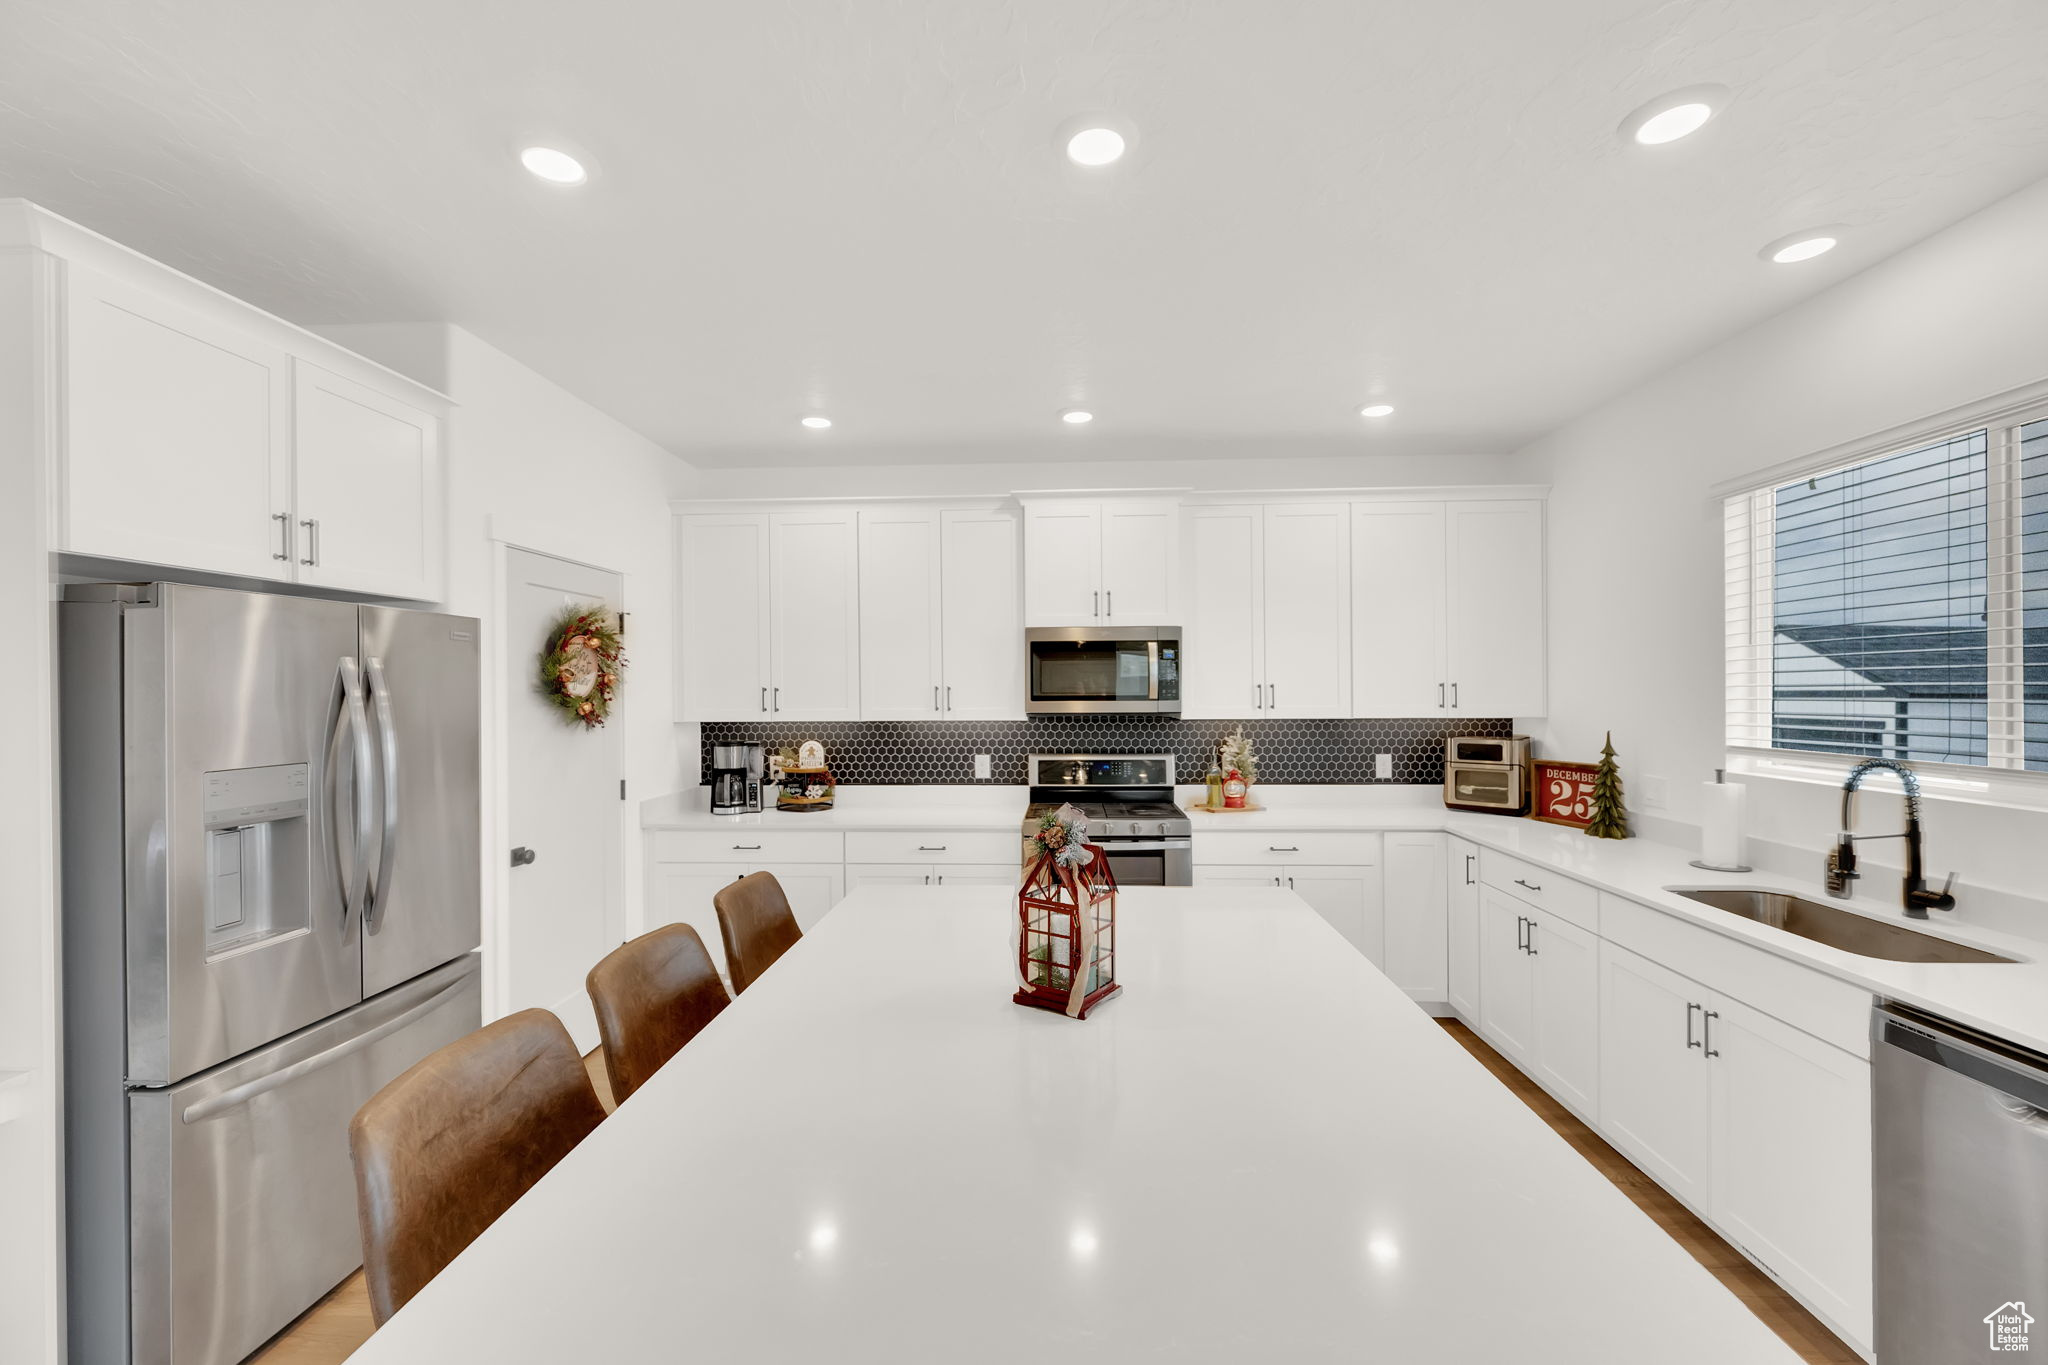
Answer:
363, 657, 400, 934
326, 657, 374, 933
177, 973, 473, 1124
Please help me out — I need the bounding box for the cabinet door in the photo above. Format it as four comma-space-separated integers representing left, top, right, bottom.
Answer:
1709, 994, 1873, 1345
1445, 500, 1546, 717
858, 507, 942, 720
1351, 502, 1447, 716
1284, 865, 1384, 965
769, 509, 861, 720
1181, 504, 1264, 718
1261, 503, 1352, 718
678, 514, 772, 721
1099, 500, 1178, 624
1446, 836, 1481, 1019
1477, 886, 1536, 1066
1382, 832, 1447, 1002
932, 864, 1021, 889
62, 264, 292, 578
758, 862, 846, 932
1598, 942, 1711, 1210
1022, 503, 1102, 624
1193, 866, 1285, 890
845, 863, 933, 891
646, 862, 752, 985
1529, 910, 1599, 1117
292, 361, 442, 600
939, 508, 1023, 719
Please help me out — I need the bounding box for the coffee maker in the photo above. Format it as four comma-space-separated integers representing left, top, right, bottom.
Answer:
709, 743, 765, 815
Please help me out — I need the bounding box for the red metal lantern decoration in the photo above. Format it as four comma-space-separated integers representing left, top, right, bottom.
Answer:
1015, 804, 1121, 1019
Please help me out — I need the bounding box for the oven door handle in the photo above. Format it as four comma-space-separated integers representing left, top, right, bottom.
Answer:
1094, 839, 1192, 852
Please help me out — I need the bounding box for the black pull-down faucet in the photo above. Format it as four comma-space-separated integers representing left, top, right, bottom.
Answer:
1825, 758, 1957, 918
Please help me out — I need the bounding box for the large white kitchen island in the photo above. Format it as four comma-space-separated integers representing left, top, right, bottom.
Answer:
346, 886, 1804, 1363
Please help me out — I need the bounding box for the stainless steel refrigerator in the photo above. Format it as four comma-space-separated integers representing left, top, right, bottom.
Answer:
60, 582, 485, 1365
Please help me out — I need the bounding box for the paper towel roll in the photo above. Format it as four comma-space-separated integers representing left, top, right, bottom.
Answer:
1700, 779, 1748, 870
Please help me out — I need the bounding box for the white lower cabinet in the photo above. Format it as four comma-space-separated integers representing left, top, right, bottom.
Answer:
1596, 939, 1872, 1350
1284, 866, 1385, 963
846, 862, 1016, 891
645, 851, 847, 981
1445, 835, 1480, 1019
1196, 838, 1384, 965
1382, 832, 1447, 1004
1476, 884, 1597, 1118
1477, 886, 1537, 1064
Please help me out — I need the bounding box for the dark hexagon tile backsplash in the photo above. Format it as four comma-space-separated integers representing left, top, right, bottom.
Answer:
699, 716, 1513, 785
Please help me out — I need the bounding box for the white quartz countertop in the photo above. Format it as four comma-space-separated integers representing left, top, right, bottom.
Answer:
346, 887, 1804, 1364
642, 785, 2048, 1056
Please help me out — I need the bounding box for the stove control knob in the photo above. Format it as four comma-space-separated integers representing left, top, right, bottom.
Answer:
1153, 822, 1166, 837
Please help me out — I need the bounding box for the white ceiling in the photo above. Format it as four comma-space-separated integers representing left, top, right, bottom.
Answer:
5, 2, 2048, 469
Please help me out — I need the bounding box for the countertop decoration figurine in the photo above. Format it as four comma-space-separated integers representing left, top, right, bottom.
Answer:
1217, 726, 1259, 809
1015, 804, 1121, 1019
1586, 732, 1630, 840
538, 604, 625, 729
797, 739, 826, 769
775, 761, 836, 813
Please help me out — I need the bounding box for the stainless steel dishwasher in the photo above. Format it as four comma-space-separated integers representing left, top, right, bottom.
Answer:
1874, 1002, 2048, 1362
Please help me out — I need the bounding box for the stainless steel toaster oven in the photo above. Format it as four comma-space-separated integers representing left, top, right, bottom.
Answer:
1443, 735, 1530, 814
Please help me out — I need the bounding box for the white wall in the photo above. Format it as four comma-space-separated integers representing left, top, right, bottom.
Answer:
322, 324, 698, 1008
1523, 174, 2048, 928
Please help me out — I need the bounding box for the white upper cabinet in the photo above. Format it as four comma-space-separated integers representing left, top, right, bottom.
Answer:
1349, 497, 1545, 719
938, 507, 1023, 719
1182, 504, 1263, 718
1260, 503, 1350, 718
858, 507, 943, 721
1351, 502, 1447, 715
1445, 500, 1546, 717
62, 264, 292, 580
678, 513, 772, 721
291, 361, 442, 601
1022, 499, 1176, 625
769, 509, 861, 721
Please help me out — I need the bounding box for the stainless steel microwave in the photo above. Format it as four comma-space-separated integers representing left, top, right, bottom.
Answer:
1025, 627, 1181, 714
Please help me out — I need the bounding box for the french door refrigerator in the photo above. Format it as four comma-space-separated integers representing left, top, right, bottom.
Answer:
59, 582, 484, 1365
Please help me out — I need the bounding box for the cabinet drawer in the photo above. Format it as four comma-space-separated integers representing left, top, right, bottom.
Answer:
649, 829, 845, 865
1599, 894, 1870, 1058
1479, 849, 1598, 931
845, 830, 1020, 865
1196, 831, 1381, 867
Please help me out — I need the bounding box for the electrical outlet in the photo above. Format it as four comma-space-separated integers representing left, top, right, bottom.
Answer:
1641, 775, 1669, 810
1374, 753, 1393, 780
974, 753, 992, 780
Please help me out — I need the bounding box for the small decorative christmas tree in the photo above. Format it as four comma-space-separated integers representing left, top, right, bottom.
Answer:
1586, 731, 1629, 840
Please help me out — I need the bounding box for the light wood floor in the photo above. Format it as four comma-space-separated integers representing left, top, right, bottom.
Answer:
251, 1028, 1856, 1365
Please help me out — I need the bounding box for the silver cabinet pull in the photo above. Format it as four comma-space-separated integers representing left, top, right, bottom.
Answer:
732, 843, 762, 850
772, 687, 780, 712
760, 686, 768, 713
936, 874, 945, 885
1254, 683, 1264, 709
273, 512, 293, 562
1464, 854, 1475, 885
917, 845, 947, 852
946, 685, 953, 711
1272, 875, 1282, 887
1106, 590, 1112, 617
1439, 682, 1446, 709
933, 684, 940, 711
1450, 681, 1459, 708
1525, 920, 1538, 955
1686, 1002, 1702, 1050
1286, 875, 1295, 890
923, 873, 931, 885
1268, 845, 1300, 853
1703, 1010, 1720, 1058
1092, 590, 1100, 618
299, 517, 320, 566
1514, 877, 1542, 893
1266, 683, 1276, 709
1515, 915, 1528, 951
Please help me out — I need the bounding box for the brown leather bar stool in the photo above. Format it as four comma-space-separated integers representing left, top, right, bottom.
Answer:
585, 922, 730, 1104
714, 871, 803, 994
347, 1008, 606, 1325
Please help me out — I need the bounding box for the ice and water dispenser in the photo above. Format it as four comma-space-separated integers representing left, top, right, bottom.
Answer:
200, 763, 312, 955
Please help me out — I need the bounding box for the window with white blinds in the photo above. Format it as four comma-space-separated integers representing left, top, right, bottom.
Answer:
1726, 402, 2048, 776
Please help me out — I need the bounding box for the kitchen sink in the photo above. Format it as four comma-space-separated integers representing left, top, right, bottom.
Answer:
1669, 889, 2018, 964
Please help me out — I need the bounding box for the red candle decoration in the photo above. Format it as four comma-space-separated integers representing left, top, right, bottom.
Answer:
1015, 805, 1121, 1019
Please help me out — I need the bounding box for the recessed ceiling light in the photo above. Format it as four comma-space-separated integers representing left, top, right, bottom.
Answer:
1358, 403, 1395, 418
801, 416, 833, 430
1061, 409, 1094, 425
1065, 127, 1127, 167
518, 145, 588, 186
1761, 230, 1841, 264
1618, 85, 1728, 146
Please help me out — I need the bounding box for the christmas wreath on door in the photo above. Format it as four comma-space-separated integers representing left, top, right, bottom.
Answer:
539, 604, 625, 728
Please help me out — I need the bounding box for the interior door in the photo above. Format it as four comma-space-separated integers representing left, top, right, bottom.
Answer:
292, 360, 442, 600
939, 508, 1023, 719
1597, 941, 1711, 1209
1446, 837, 1480, 1018
1182, 504, 1263, 718
505, 548, 624, 1049
1099, 501, 1177, 623
63, 264, 292, 580
1022, 503, 1102, 625
678, 513, 771, 720
358, 606, 482, 997
1476, 886, 1535, 1066
1445, 500, 1546, 717
1528, 910, 1599, 1116
1262, 503, 1351, 718
1352, 502, 1447, 715
769, 509, 861, 720
858, 507, 943, 720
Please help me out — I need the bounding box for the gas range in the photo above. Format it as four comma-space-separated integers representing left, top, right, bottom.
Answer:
1021, 754, 1192, 885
